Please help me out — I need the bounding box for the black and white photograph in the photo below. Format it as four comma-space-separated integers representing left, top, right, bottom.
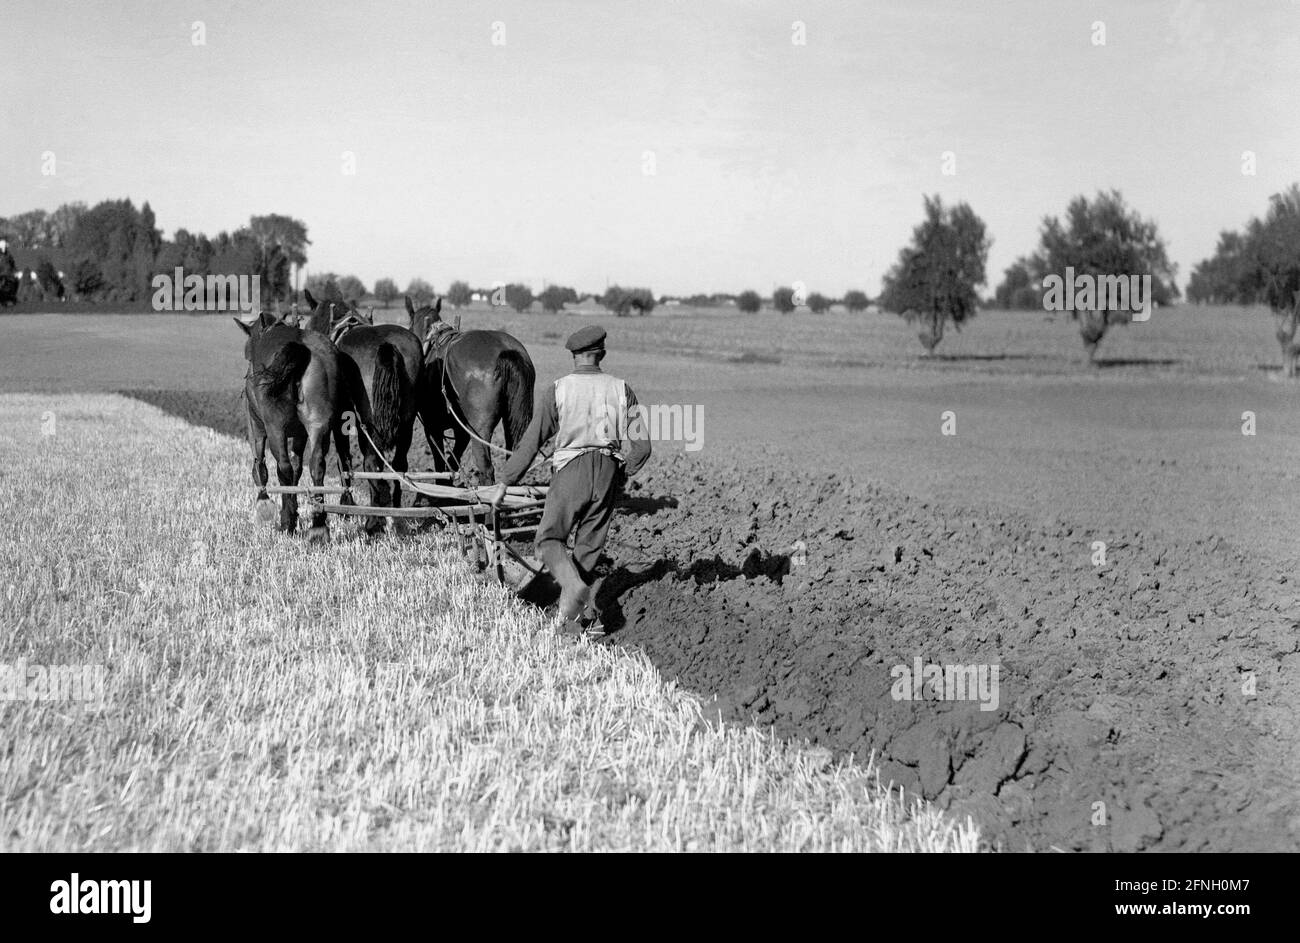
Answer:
0, 0, 1293, 909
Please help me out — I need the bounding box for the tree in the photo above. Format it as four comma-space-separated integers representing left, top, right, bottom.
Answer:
5, 209, 52, 247
48, 203, 87, 248
69, 258, 105, 298
843, 289, 869, 313
1186, 231, 1250, 305
878, 195, 991, 354
405, 278, 435, 306
445, 280, 473, 309
736, 290, 762, 313
772, 287, 796, 314
538, 284, 578, 314
304, 272, 343, 301
807, 292, 832, 314
373, 278, 399, 308
245, 214, 308, 301
1032, 190, 1177, 360
335, 275, 367, 302
1225, 185, 1300, 374
504, 283, 535, 313
63, 198, 161, 300
601, 285, 656, 316
993, 257, 1041, 310
249, 215, 308, 267
36, 259, 63, 299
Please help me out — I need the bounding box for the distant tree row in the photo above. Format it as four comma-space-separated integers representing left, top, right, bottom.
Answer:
0, 202, 310, 304
1185, 184, 1300, 374
1186, 184, 1300, 309
369, 281, 650, 316
665, 289, 871, 314
304, 273, 367, 304
376, 282, 875, 316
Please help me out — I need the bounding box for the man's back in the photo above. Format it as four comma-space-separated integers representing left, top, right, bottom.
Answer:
553, 371, 629, 467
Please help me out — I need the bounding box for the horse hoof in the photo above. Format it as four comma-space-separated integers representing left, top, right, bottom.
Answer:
306, 526, 329, 545
253, 498, 276, 524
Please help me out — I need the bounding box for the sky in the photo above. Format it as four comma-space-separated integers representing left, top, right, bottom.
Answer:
3, 0, 1299, 296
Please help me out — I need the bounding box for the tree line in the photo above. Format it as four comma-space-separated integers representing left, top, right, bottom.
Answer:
10, 189, 1299, 369
0, 201, 309, 304
1184, 184, 1300, 309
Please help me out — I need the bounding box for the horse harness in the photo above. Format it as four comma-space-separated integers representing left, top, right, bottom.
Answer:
328, 306, 370, 345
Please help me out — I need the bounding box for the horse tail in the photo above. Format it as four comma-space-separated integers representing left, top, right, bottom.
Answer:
256, 342, 311, 398
494, 348, 535, 449
371, 342, 406, 451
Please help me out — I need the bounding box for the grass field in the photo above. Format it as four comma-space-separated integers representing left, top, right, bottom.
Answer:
0, 393, 978, 852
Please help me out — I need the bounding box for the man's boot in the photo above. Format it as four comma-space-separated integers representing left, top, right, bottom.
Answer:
579, 575, 605, 634
538, 541, 588, 623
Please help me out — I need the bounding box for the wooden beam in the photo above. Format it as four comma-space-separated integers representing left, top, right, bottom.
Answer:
319, 504, 451, 519
349, 471, 457, 481
266, 485, 349, 495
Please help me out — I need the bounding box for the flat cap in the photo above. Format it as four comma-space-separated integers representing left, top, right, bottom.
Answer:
565, 325, 606, 353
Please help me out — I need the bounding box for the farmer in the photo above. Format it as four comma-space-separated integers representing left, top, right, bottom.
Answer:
488, 325, 651, 633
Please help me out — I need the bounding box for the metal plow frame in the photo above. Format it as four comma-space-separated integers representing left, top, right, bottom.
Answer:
264, 471, 547, 593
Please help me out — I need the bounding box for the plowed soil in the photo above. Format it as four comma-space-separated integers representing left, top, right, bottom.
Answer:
599, 451, 1300, 852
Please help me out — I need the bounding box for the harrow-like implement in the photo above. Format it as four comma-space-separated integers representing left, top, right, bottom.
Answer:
263, 472, 547, 593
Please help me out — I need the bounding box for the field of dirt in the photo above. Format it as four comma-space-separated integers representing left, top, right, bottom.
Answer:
605, 452, 1300, 851
4, 306, 1299, 851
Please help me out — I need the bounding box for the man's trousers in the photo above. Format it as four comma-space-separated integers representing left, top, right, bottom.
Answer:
534, 450, 621, 620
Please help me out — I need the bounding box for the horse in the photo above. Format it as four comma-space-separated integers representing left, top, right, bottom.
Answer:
300, 290, 424, 534
406, 295, 535, 485
235, 309, 353, 541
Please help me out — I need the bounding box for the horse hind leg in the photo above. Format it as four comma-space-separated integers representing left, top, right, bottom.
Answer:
452, 403, 493, 486
411, 411, 446, 529
387, 425, 415, 534
289, 427, 306, 483
466, 412, 497, 487
333, 422, 355, 506
247, 403, 274, 524
267, 433, 298, 533
359, 436, 389, 537
304, 421, 331, 543
446, 423, 470, 484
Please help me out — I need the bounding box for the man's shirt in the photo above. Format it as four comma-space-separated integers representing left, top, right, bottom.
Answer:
499, 364, 651, 485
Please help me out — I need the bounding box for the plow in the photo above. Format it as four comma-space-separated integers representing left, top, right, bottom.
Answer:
264, 471, 548, 594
